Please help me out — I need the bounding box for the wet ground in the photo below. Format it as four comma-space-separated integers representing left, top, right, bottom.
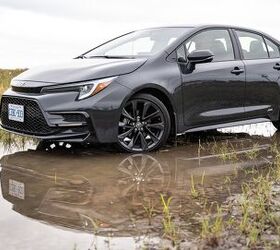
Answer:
0, 122, 279, 250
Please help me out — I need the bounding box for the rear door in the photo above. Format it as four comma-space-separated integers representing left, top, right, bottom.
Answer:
180, 29, 246, 127
235, 30, 280, 121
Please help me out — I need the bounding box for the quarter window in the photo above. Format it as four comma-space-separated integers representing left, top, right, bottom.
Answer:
184, 30, 235, 62
265, 38, 280, 58
236, 31, 269, 60
176, 45, 186, 61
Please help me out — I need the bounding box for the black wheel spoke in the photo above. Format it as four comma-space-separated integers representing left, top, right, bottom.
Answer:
139, 132, 148, 150
145, 127, 159, 143
142, 102, 151, 120
128, 131, 140, 148
143, 110, 160, 121
122, 109, 135, 121
119, 122, 133, 128
118, 128, 134, 140
146, 122, 164, 130
127, 137, 134, 149
131, 100, 137, 119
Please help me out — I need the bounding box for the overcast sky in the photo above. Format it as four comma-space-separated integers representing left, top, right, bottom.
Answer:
1, 0, 280, 68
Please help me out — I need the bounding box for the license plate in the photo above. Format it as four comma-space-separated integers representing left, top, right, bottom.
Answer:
8, 104, 24, 122
9, 179, 25, 200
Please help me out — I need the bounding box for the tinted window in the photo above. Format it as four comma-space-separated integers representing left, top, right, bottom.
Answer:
185, 29, 234, 62
265, 38, 280, 58
236, 31, 269, 60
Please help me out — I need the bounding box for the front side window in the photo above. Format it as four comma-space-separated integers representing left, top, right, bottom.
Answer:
265, 38, 280, 58
236, 30, 269, 60
184, 29, 235, 62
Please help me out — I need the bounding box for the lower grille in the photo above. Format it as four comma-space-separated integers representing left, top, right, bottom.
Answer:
0, 96, 58, 135
62, 114, 87, 123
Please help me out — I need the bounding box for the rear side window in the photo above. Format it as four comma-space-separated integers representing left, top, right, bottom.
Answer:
236, 30, 269, 60
185, 29, 235, 62
265, 38, 280, 58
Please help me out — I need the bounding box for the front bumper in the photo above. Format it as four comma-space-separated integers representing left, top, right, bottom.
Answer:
0, 82, 131, 143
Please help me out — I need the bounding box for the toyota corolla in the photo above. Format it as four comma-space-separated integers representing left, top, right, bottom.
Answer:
1, 25, 280, 152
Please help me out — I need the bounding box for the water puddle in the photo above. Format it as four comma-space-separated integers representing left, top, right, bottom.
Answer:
0, 122, 279, 249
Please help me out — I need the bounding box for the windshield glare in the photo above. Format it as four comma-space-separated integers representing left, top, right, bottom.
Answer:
84, 28, 191, 58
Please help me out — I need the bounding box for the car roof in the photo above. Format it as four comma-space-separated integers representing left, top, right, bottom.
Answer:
145, 24, 263, 33
145, 25, 279, 46
142, 25, 268, 37
136, 25, 278, 41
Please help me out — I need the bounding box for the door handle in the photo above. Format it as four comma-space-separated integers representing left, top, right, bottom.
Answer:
273, 63, 280, 71
231, 67, 244, 75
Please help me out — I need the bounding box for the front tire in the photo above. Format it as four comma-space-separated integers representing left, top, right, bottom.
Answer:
273, 120, 280, 130
117, 93, 171, 152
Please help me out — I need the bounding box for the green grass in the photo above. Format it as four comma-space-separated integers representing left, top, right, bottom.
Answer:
143, 199, 156, 226
211, 140, 238, 163
0, 69, 25, 95
201, 204, 224, 247
190, 174, 200, 199
245, 143, 260, 160
160, 194, 178, 244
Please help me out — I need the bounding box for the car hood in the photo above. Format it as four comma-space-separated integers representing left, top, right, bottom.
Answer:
13, 58, 147, 86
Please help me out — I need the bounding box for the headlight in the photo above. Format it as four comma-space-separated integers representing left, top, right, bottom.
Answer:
41, 76, 117, 100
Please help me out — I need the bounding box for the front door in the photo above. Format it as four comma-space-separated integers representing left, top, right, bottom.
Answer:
180, 29, 246, 128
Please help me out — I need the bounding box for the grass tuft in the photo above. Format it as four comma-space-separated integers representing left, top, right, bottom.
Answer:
160, 194, 178, 244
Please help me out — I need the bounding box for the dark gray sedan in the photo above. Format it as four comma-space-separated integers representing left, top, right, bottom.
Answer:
1, 25, 280, 152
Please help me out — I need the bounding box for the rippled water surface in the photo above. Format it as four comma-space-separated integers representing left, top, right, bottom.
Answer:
0, 122, 278, 249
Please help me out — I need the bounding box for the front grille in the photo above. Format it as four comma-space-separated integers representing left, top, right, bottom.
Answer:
12, 86, 42, 93
0, 96, 58, 135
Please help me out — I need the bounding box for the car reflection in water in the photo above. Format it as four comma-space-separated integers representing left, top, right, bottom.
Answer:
0, 129, 277, 239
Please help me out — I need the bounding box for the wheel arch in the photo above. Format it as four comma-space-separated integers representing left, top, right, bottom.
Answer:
123, 84, 177, 139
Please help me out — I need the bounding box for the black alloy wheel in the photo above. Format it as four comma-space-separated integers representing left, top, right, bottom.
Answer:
117, 94, 170, 152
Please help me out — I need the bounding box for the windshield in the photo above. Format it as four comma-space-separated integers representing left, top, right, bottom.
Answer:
83, 28, 192, 58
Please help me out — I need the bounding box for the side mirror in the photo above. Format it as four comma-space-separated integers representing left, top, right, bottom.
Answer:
187, 50, 214, 64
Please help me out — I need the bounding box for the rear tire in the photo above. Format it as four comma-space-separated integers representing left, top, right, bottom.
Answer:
117, 93, 171, 153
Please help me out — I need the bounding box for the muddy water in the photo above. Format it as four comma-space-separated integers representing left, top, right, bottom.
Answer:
0, 122, 278, 250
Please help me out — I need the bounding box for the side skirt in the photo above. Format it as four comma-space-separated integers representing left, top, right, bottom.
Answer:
177, 118, 272, 135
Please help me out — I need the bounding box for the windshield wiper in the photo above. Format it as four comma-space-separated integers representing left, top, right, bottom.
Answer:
88, 55, 135, 59
75, 55, 87, 59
